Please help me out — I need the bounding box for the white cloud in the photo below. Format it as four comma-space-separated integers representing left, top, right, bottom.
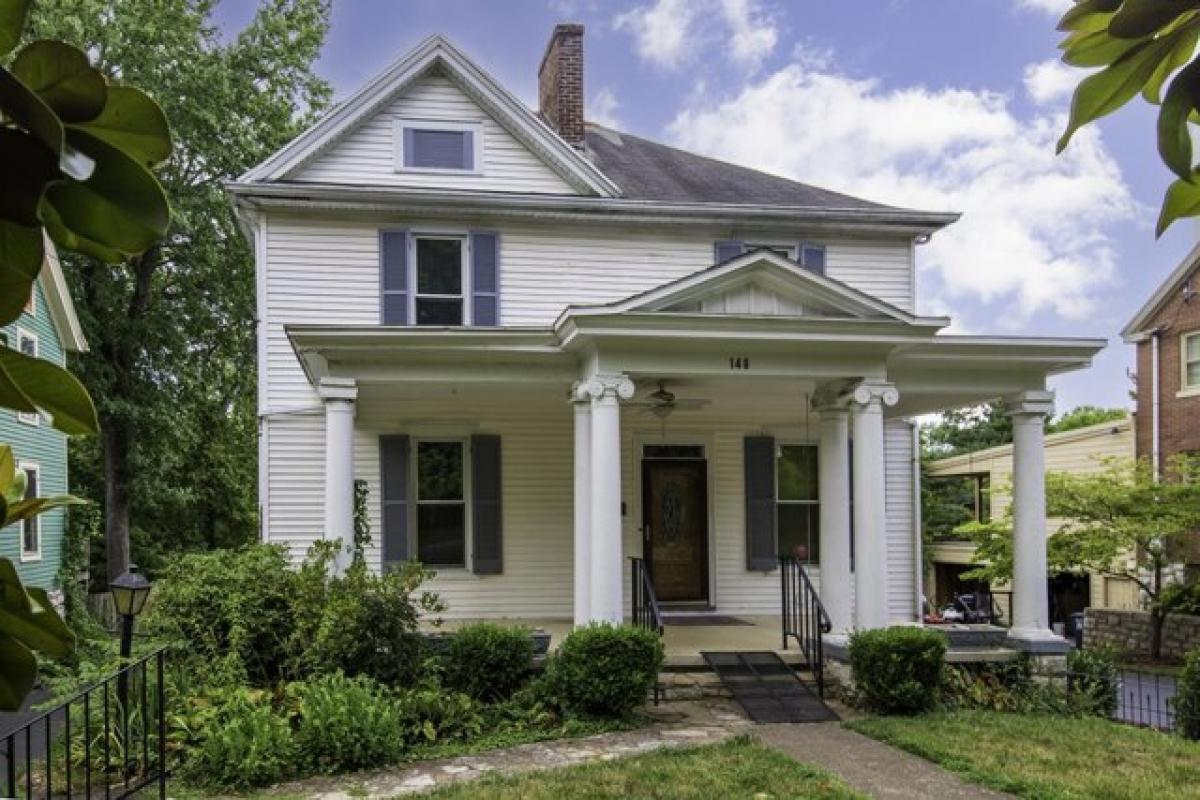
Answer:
613, 0, 778, 71
1017, 0, 1071, 15
666, 60, 1138, 322
588, 87, 622, 127
1023, 58, 1081, 106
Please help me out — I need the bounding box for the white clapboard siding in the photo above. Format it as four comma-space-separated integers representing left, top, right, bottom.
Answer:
884, 419, 918, 622
294, 76, 577, 195
262, 214, 915, 408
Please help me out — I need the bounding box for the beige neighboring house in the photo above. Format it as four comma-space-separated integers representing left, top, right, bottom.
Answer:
925, 417, 1140, 630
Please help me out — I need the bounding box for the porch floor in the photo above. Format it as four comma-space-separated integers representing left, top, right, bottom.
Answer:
433, 615, 800, 668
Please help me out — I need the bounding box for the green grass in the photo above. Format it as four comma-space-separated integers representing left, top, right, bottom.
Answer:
422, 736, 865, 800
847, 711, 1200, 800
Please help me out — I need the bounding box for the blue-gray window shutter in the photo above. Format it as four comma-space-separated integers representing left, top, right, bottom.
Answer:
470, 232, 499, 326
380, 434, 410, 566
800, 243, 826, 275
471, 434, 503, 574
744, 435, 777, 570
381, 230, 408, 324
714, 240, 745, 264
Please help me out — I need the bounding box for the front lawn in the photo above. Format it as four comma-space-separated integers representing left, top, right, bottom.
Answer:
848, 711, 1200, 800
424, 736, 866, 800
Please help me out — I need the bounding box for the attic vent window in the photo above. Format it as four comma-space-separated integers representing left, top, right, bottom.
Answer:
395, 119, 482, 173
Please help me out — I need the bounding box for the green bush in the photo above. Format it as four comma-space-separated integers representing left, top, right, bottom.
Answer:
1158, 581, 1200, 616
395, 685, 485, 744
443, 624, 533, 702
1067, 645, 1119, 716
1177, 647, 1200, 740
179, 689, 295, 790
291, 672, 405, 773
849, 627, 946, 715
542, 624, 663, 718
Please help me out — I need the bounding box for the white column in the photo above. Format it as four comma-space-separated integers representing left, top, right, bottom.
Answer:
586, 374, 634, 624
1006, 390, 1062, 650
571, 384, 593, 627
319, 377, 358, 574
850, 382, 899, 630
817, 404, 853, 636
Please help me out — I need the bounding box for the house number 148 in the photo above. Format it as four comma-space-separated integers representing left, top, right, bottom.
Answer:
729, 357, 750, 370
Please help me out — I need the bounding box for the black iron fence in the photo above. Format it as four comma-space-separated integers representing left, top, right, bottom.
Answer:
1, 648, 168, 799
779, 555, 832, 697
630, 557, 664, 637
1041, 666, 1180, 733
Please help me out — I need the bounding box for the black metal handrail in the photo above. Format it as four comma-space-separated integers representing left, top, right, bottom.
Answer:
780, 555, 832, 697
630, 557, 664, 636
1, 647, 169, 799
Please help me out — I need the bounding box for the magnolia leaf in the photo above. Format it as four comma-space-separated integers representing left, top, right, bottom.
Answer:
1108, 0, 1198, 39
77, 86, 172, 168
1061, 29, 1148, 67
0, 630, 36, 712
0, 128, 60, 226
0, 351, 37, 416
1157, 176, 1200, 236
0, 346, 97, 435
1, 462, 24, 507
1058, 36, 1181, 153
11, 40, 106, 123
1157, 61, 1200, 179
0, 446, 13, 497
0, 0, 29, 58
1142, 26, 1200, 103
1058, 0, 1121, 34
0, 220, 44, 326
0, 64, 63, 157
41, 130, 170, 263
3, 494, 86, 528
0, 578, 74, 661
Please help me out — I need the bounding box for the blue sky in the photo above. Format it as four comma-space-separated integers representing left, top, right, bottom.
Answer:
216, 0, 1195, 414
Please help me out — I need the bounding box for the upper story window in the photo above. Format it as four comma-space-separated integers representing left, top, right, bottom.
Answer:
1183, 331, 1200, 393
777, 444, 819, 563
380, 230, 498, 327
395, 119, 482, 173
415, 236, 467, 325
16, 329, 39, 426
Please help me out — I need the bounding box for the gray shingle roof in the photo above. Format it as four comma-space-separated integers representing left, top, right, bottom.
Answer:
584, 124, 890, 209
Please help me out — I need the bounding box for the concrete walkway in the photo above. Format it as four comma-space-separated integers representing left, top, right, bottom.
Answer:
757, 722, 1014, 800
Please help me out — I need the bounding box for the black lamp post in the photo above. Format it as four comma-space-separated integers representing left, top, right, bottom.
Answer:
110, 565, 152, 714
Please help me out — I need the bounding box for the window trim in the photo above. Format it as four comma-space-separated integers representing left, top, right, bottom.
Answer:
775, 441, 820, 564
745, 242, 798, 260
394, 118, 484, 175
1181, 330, 1200, 397
16, 328, 39, 426
411, 436, 472, 571
18, 461, 40, 562
410, 232, 471, 326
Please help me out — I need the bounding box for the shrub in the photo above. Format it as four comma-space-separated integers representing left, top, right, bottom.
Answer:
291, 672, 405, 773
1177, 647, 1200, 740
179, 689, 295, 790
849, 627, 946, 715
1067, 645, 1119, 716
1158, 581, 1200, 616
542, 624, 663, 718
443, 623, 533, 702
395, 685, 485, 745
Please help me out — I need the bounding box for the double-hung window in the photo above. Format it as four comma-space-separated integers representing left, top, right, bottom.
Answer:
414, 236, 467, 325
16, 329, 38, 425
1183, 331, 1200, 393
415, 440, 467, 568
777, 444, 819, 563
395, 120, 482, 172
20, 464, 39, 559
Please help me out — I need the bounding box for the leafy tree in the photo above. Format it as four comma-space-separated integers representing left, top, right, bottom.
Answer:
960, 456, 1200, 659
27, 0, 332, 581
922, 401, 1013, 459
1045, 405, 1128, 434
0, 0, 172, 708
1054, 1, 1200, 235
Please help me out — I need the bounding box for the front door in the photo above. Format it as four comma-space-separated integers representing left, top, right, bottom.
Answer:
642, 458, 709, 603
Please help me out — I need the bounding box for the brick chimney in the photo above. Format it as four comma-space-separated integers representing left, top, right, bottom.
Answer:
538, 23, 585, 147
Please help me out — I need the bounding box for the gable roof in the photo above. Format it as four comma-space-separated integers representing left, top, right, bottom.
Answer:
1121, 240, 1200, 341
40, 237, 87, 353
556, 249, 949, 327
239, 35, 620, 197
585, 125, 892, 210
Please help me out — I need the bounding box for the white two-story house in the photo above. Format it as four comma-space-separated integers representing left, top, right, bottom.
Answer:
230, 24, 1102, 654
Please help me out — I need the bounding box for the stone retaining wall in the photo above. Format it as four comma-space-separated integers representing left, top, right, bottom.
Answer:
1084, 608, 1200, 660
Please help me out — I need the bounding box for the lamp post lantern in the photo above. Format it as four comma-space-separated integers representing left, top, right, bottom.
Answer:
109, 565, 152, 718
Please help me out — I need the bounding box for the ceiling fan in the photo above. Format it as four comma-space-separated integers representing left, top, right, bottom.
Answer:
628, 381, 711, 418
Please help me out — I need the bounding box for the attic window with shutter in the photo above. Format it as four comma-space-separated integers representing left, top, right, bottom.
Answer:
395, 119, 482, 173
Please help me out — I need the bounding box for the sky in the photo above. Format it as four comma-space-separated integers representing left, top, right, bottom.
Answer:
214, 0, 1198, 414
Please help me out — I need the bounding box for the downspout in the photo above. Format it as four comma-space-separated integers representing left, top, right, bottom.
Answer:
1151, 329, 1162, 480
912, 421, 924, 622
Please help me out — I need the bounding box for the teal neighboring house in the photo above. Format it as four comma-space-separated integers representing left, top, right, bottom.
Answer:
0, 242, 88, 593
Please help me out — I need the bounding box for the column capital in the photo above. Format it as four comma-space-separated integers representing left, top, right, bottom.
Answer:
1005, 389, 1054, 418
318, 377, 357, 403
811, 379, 857, 411
847, 381, 899, 410
582, 373, 635, 402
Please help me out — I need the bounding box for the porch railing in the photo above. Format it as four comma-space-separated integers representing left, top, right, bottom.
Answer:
630, 557, 664, 637
1, 647, 169, 799
780, 555, 832, 697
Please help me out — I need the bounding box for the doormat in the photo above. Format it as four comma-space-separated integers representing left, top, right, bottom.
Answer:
702, 651, 838, 723
662, 615, 751, 626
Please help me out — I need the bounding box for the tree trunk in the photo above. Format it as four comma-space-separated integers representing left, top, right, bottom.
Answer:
103, 419, 132, 583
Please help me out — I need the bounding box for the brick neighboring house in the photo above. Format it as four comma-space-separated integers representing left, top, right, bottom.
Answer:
1121, 241, 1200, 568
